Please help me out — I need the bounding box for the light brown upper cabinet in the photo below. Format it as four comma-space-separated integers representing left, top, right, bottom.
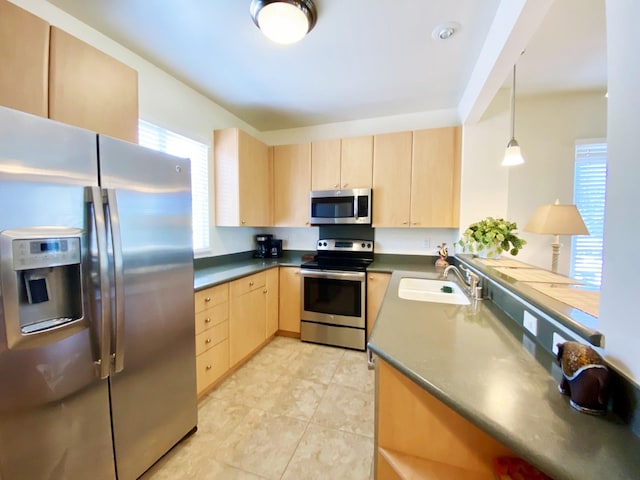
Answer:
372, 131, 413, 227
49, 27, 138, 143
411, 127, 461, 228
273, 143, 311, 227
214, 128, 272, 227
373, 127, 461, 228
0, 0, 49, 117
311, 135, 373, 190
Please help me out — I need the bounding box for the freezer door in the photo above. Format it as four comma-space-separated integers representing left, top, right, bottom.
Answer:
98, 135, 197, 480
0, 107, 116, 480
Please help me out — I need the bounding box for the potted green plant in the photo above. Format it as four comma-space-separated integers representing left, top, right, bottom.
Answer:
457, 216, 526, 258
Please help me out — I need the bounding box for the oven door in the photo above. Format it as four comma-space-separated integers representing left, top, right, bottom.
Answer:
300, 269, 365, 328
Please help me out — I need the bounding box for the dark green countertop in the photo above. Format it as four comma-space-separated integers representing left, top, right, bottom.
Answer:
367, 270, 640, 480
194, 252, 442, 290
194, 251, 311, 291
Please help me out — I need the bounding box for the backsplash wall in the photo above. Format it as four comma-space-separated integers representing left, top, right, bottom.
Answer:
258, 227, 458, 255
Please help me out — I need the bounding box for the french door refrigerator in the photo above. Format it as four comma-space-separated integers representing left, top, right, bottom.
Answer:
0, 106, 197, 479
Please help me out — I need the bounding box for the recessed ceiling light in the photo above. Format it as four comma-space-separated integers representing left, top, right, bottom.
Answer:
432, 22, 460, 41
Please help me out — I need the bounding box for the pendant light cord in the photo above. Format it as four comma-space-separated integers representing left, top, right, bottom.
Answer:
510, 64, 516, 140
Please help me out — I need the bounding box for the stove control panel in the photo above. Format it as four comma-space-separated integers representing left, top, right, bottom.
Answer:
317, 239, 373, 253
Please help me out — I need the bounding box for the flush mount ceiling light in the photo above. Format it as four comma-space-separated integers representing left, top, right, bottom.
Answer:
502, 63, 525, 167
250, 0, 317, 45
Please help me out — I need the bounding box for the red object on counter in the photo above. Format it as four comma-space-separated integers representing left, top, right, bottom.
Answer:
494, 456, 552, 480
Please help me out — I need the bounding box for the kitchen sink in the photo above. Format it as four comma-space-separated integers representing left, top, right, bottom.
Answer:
398, 278, 470, 305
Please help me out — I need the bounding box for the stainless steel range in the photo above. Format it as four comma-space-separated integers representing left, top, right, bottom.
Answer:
300, 238, 374, 350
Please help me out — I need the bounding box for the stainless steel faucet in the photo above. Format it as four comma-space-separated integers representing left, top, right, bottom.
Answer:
443, 264, 482, 300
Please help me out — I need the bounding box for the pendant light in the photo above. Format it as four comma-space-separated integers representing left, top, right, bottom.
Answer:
502, 63, 525, 166
250, 0, 317, 45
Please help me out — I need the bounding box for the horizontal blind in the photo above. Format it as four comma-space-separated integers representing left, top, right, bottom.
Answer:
571, 142, 607, 287
138, 120, 210, 253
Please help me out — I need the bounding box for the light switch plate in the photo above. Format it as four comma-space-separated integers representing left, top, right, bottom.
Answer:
523, 311, 538, 336
552, 332, 568, 354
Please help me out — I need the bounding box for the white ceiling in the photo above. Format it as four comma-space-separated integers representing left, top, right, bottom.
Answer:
44, 0, 607, 131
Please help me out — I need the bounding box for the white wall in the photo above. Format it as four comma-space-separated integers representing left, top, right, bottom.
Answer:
460, 89, 607, 274
600, 0, 640, 385
10, 0, 261, 257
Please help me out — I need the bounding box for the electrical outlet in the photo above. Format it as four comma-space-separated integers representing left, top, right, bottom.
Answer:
523, 311, 538, 336
423, 238, 430, 248
552, 332, 568, 354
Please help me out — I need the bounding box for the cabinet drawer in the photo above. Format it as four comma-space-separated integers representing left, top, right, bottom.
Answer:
194, 302, 228, 335
230, 271, 266, 298
194, 283, 229, 313
195, 320, 228, 356
196, 339, 229, 395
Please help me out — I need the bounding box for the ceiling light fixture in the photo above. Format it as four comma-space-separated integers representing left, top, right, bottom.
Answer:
432, 22, 460, 41
250, 0, 317, 45
502, 63, 525, 167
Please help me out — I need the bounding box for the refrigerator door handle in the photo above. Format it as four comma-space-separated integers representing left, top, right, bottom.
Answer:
90, 186, 112, 380
105, 188, 125, 373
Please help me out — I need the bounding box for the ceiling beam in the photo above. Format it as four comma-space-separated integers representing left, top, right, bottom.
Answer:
458, 0, 555, 125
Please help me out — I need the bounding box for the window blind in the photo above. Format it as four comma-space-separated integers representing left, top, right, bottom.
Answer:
571, 142, 607, 287
138, 120, 210, 253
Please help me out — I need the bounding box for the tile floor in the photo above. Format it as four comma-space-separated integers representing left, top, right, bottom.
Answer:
141, 336, 375, 480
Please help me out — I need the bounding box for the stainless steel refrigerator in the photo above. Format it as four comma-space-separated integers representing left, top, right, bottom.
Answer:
0, 106, 197, 479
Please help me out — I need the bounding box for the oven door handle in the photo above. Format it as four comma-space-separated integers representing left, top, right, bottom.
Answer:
299, 269, 366, 281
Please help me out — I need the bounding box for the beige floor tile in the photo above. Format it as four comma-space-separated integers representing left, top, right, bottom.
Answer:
196, 397, 253, 448
287, 346, 345, 384
331, 349, 375, 394
281, 423, 374, 480
208, 364, 282, 409
242, 342, 300, 372
140, 433, 266, 480
214, 409, 308, 480
311, 383, 375, 438
254, 374, 327, 420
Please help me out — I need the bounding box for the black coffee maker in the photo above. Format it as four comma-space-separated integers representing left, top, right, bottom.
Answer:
254, 234, 273, 258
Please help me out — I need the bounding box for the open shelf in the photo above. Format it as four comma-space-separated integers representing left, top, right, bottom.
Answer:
378, 448, 495, 480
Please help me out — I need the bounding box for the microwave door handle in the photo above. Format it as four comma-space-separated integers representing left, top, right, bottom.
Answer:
105, 189, 125, 373
354, 196, 359, 218
89, 187, 111, 380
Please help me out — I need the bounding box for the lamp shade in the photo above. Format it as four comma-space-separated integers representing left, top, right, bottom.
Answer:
502, 139, 525, 166
525, 203, 589, 235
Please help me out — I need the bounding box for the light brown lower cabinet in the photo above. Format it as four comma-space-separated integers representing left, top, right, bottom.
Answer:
266, 267, 279, 337
367, 272, 391, 340
375, 359, 513, 479
278, 267, 301, 334
194, 283, 229, 396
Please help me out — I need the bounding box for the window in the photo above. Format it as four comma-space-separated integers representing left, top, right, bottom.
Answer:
138, 120, 210, 254
571, 141, 607, 287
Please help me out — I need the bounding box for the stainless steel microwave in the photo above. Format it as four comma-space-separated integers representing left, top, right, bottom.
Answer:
309, 188, 372, 225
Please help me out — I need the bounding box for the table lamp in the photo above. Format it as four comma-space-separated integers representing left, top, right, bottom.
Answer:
524, 200, 589, 273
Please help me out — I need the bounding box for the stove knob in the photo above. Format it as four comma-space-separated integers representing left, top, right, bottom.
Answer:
361, 242, 366, 248
367, 243, 372, 248
323, 242, 328, 247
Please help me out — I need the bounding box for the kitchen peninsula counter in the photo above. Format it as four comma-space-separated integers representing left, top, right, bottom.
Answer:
367, 269, 640, 480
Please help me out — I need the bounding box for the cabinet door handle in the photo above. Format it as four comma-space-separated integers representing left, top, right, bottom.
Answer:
333, 183, 339, 188
241, 220, 246, 225
205, 296, 211, 303
249, 281, 254, 286
205, 338, 212, 344
263, 289, 267, 294
411, 222, 419, 225
205, 317, 212, 323
343, 183, 348, 188
402, 221, 408, 225
206, 364, 212, 370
